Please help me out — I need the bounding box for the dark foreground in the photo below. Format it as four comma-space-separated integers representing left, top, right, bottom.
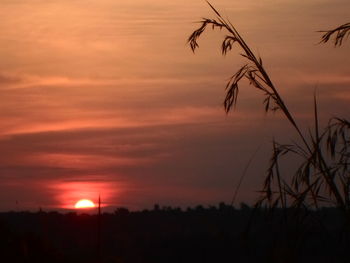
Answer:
0, 204, 349, 263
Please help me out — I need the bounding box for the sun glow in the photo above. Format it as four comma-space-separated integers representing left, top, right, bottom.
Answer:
75, 199, 95, 209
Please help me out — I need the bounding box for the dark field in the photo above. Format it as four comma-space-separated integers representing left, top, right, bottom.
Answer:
0, 204, 349, 263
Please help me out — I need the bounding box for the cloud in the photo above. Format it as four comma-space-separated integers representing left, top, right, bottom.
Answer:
0, 0, 349, 210
0, 72, 22, 85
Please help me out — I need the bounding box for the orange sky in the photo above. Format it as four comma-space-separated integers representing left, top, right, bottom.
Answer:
0, 0, 349, 211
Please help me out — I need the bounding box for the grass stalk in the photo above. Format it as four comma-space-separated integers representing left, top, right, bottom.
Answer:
188, 2, 350, 213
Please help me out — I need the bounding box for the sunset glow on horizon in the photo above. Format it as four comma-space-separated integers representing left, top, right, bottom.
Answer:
75, 199, 95, 209
51, 181, 119, 210
0, 0, 349, 211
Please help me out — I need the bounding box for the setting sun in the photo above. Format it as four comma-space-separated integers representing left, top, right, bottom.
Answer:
75, 199, 95, 209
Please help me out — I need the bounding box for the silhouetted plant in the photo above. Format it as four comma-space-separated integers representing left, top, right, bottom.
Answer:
188, 2, 350, 214
320, 22, 350, 46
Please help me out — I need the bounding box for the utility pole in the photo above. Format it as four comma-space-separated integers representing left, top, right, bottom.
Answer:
97, 194, 101, 263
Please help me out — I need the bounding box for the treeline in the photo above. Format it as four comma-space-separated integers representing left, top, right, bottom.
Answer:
0, 203, 348, 263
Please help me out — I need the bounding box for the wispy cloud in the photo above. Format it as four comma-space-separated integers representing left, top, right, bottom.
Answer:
0, 0, 349, 210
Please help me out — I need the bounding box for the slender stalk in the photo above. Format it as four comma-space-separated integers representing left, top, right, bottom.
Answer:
188, 2, 350, 212
199, 2, 311, 154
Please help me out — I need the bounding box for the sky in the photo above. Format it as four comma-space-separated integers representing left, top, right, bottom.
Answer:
0, 0, 349, 211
